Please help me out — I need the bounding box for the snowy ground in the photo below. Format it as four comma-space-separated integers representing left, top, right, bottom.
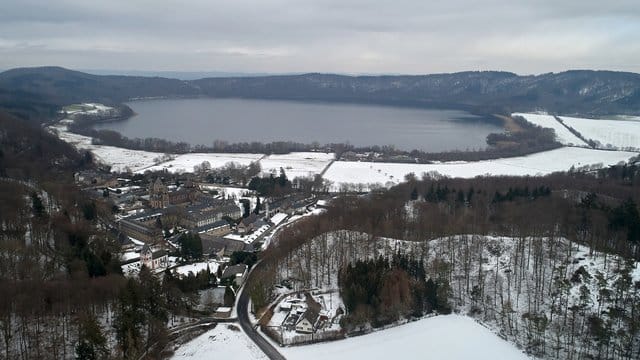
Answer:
50, 125, 167, 172
260, 152, 335, 179
513, 113, 588, 147
323, 147, 637, 191
51, 123, 334, 177
200, 185, 255, 200
170, 324, 267, 360
269, 290, 344, 344
173, 260, 221, 277
560, 115, 640, 151
139, 153, 264, 173
121, 256, 179, 276
121, 251, 140, 262
224, 224, 270, 244
280, 315, 529, 360
62, 103, 114, 115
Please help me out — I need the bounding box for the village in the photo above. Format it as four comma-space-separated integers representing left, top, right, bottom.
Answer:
74, 164, 341, 333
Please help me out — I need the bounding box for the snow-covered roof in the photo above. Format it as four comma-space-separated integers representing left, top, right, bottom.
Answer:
270, 212, 288, 225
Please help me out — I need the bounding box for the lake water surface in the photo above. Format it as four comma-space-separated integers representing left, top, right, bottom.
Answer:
93, 98, 502, 152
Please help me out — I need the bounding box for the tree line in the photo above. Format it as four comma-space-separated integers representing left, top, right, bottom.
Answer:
65, 113, 560, 163
339, 254, 450, 330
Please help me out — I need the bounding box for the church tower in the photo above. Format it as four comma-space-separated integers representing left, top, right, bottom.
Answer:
149, 178, 169, 208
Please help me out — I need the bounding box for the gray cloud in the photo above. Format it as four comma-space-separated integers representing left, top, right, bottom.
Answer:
1, 0, 638, 74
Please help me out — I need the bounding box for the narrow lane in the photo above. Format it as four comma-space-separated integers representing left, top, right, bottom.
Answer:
237, 273, 286, 360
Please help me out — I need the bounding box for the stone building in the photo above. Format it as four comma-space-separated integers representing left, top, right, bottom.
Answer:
140, 245, 168, 270
118, 218, 162, 243
181, 200, 241, 229
149, 178, 197, 209
149, 178, 169, 208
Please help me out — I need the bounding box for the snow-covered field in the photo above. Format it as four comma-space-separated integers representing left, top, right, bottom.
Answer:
63, 103, 113, 115
513, 113, 588, 146
140, 153, 264, 173
51, 109, 638, 192
200, 185, 255, 199
560, 116, 640, 150
323, 147, 637, 190
280, 315, 529, 360
171, 324, 267, 360
51, 124, 334, 177
91, 146, 165, 173
50, 125, 167, 172
260, 152, 334, 179
173, 260, 221, 277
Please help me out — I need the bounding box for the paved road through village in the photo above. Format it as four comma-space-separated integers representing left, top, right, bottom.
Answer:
237, 272, 286, 360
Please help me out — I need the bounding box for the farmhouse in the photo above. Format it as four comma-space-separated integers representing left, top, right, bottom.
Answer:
295, 294, 322, 333
295, 307, 319, 334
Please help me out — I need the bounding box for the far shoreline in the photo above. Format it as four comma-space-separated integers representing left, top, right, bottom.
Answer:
67, 99, 551, 164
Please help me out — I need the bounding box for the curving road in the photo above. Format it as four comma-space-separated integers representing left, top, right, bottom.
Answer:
237, 273, 286, 360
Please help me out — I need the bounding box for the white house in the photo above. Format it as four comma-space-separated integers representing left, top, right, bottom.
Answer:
295, 307, 319, 334
295, 317, 314, 333
140, 245, 168, 270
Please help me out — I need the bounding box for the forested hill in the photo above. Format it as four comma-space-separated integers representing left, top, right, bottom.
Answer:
1, 66, 640, 122
0, 67, 199, 121
0, 110, 91, 180
194, 70, 640, 116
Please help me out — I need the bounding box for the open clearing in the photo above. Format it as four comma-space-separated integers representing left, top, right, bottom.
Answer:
139, 153, 264, 173
560, 115, 640, 150
513, 113, 588, 147
280, 315, 529, 360
51, 124, 637, 190
323, 147, 636, 190
170, 324, 267, 360
260, 152, 335, 179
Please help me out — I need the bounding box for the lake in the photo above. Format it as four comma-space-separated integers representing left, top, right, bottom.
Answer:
93, 98, 502, 152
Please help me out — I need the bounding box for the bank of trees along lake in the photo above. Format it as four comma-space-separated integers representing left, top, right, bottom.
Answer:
67, 108, 560, 164
249, 163, 640, 359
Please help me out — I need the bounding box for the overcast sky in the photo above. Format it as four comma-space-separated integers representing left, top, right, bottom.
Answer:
1, 0, 639, 75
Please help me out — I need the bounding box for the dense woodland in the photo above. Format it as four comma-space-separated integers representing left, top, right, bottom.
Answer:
338, 254, 450, 329
0, 111, 212, 359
